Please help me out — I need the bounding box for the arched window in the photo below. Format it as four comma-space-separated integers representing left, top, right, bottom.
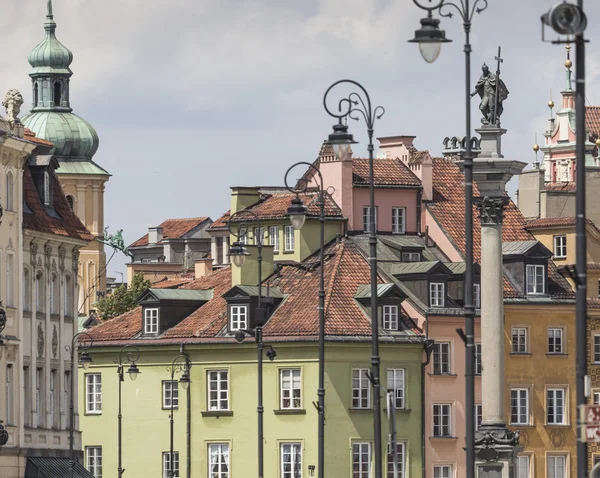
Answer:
66, 195, 75, 211
53, 82, 62, 106
64, 275, 73, 317
6, 171, 13, 211
50, 274, 59, 315
36, 271, 45, 313
23, 268, 31, 312
34, 82, 39, 106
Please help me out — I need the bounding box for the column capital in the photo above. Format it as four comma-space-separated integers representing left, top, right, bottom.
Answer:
474, 196, 509, 226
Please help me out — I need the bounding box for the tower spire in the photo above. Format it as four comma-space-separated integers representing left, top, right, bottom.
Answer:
565, 43, 573, 91
47, 0, 53, 18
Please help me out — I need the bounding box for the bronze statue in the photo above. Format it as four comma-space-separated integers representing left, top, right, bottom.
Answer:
471, 63, 509, 126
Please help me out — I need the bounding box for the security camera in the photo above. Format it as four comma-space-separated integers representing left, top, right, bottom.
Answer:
266, 346, 277, 361
234, 330, 246, 343
542, 2, 587, 36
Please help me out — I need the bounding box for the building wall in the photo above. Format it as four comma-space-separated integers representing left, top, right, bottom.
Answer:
352, 189, 419, 235
517, 170, 543, 219
80, 342, 425, 478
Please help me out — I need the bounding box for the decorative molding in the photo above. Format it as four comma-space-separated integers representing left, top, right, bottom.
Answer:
475, 426, 520, 462
37, 323, 44, 358
58, 246, 66, 272
51, 258, 57, 272
30, 241, 38, 266
44, 243, 52, 270
52, 326, 58, 359
474, 196, 510, 226
6, 237, 13, 251
550, 430, 565, 448
72, 249, 80, 272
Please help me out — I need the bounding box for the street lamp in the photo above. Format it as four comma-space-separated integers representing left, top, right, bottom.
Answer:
65, 332, 93, 478
284, 163, 326, 478
166, 354, 191, 478
114, 345, 141, 478
408, 7, 452, 63
323, 79, 385, 478
235, 328, 276, 478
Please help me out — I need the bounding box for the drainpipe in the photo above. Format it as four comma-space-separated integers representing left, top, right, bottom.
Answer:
416, 190, 422, 234
421, 317, 434, 478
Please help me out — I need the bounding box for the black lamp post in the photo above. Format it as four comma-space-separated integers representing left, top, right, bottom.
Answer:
65, 332, 93, 478
409, 3, 489, 478
234, 328, 276, 478
323, 79, 385, 478
284, 163, 326, 478
114, 345, 141, 478
166, 354, 191, 478
0, 303, 8, 448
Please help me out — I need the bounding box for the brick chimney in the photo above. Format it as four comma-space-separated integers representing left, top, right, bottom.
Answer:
377, 135, 416, 163
317, 142, 354, 229
148, 226, 163, 244
194, 258, 213, 278
230, 187, 261, 215
231, 245, 274, 287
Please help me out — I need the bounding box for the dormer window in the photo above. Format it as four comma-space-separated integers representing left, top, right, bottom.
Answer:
401, 252, 420, 262
43, 171, 52, 206
230, 305, 248, 331
144, 308, 159, 335
382, 305, 399, 331
430, 283, 445, 308
526, 265, 545, 295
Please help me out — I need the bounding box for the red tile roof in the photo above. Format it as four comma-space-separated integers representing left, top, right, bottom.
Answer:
352, 158, 421, 187
22, 168, 92, 241
129, 217, 210, 248
24, 128, 54, 147
526, 217, 600, 234
209, 211, 230, 230
587, 106, 600, 139
150, 277, 194, 289
545, 182, 577, 192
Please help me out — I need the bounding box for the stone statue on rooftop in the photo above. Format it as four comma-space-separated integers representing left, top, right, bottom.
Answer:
471, 63, 509, 126
2, 90, 24, 128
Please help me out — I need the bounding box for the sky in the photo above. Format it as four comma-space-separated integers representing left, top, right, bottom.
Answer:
1, 0, 599, 279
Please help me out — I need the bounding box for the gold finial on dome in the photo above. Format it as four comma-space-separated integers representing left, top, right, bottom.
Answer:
548, 99, 555, 108
565, 43, 572, 69
533, 143, 540, 152
596, 138, 600, 147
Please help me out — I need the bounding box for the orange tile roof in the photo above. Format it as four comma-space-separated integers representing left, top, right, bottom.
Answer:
129, 216, 210, 248
209, 211, 230, 230
24, 128, 54, 147
545, 182, 577, 192
352, 158, 421, 187
587, 106, 600, 139
526, 217, 600, 234
150, 277, 194, 289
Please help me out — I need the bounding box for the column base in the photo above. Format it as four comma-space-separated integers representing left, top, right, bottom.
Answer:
475, 425, 520, 478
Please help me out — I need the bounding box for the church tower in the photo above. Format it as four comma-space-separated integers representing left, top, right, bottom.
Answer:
22, 0, 110, 317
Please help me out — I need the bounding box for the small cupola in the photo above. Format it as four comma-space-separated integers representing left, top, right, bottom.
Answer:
354, 283, 407, 332
502, 240, 552, 296
222, 285, 284, 334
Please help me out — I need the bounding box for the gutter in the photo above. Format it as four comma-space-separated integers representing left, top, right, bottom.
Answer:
421, 318, 434, 478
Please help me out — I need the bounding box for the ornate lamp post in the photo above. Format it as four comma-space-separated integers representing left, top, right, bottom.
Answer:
114, 345, 141, 478
166, 354, 191, 478
284, 163, 326, 478
0, 303, 8, 448
65, 332, 93, 478
323, 79, 385, 478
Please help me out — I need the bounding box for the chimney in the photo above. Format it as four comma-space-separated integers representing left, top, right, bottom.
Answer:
317, 141, 354, 229
230, 187, 261, 215
194, 258, 213, 278
420, 152, 433, 201
231, 245, 274, 288
377, 135, 416, 163
148, 226, 163, 244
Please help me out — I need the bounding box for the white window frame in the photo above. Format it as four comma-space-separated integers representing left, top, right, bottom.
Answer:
474, 283, 481, 309
430, 282, 445, 308
387, 368, 405, 410
284, 226, 295, 252
207, 370, 229, 411
280, 369, 302, 410
510, 388, 529, 425
511, 327, 528, 354
401, 252, 420, 262
163, 451, 180, 478
85, 373, 102, 415
5, 364, 13, 425
553, 235, 567, 259
144, 308, 159, 335
352, 368, 371, 409
386, 441, 405, 478
474, 343, 482, 375
593, 390, 600, 405
433, 465, 452, 478
475, 403, 482, 431
547, 454, 567, 478
547, 388, 566, 425
382, 305, 399, 331
433, 342, 451, 374
352, 442, 371, 478
391, 207, 406, 234
229, 305, 248, 331
163, 380, 179, 409
254, 227, 265, 246
516, 454, 531, 478
86, 446, 103, 478
363, 206, 378, 233
526, 264, 545, 295
432, 403, 452, 437
269, 226, 280, 252
594, 334, 600, 363
50, 274, 59, 314
281, 442, 302, 478
548, 327, 564, 354
208, 443, 229, 478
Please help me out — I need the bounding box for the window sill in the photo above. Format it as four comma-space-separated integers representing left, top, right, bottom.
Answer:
274, 409, 306, 415
544, 424, 570, 428
509, 352, 532, 356
201, 410, 233, 418
510, 423, 534, 428
282, 251, 295, 255
162, 406, 179, 411
84, 412, 102, 417
383, 408, 411, 413
429, 436, 458, 440
546, 353, 568, 357
428, 373, 458, 377
349, 407, 372, 412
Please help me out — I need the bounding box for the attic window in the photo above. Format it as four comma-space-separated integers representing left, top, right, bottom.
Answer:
229, 305, 248, 331
430, 283, 445, 308
526, 265, 545, 295
66, 195, 75, 211
144, 308, 159, 334
382, 305, 399, 331
43, 171, 52, 206
401, 252, 420, 262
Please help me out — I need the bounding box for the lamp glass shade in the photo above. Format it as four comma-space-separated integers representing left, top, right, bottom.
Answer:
232, 254, 246, 268
419, 41, 442, 64
82, 360, 90, 370
332, 142, 353, 162
180, 375, 190, 390
79, 352, 92, 370
127, 364, 140, 381
289, 213, 306, 230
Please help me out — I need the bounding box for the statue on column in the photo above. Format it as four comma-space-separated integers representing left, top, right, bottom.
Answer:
471, 63, 509, 126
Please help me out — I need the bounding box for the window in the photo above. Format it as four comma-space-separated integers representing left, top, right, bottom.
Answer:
64, 372, 71, 420
50, 274, 59, 314
363, 206, 378, 233
163, 381, 179, 409
284, 226, 295, 252
391, 207, 405, 234
6, 364, 13, 425
144, 308, 159, 335
53, 82, 62, 106
516, 455, 530, 478
432, 404, 452, 437
547, 454, 566, 478
352, 443, 371, 478
208, 444, 229, 478
254, 227, 264, 245
229, 305, 247, 331
207, 370, 229, 411
401, 252, 420, 262
475, 404, 482, 431
593, 391, 600, 405
269, 226, 280, 252
474, 283, 481, 309
23, 268, 31, 312
86, 374, 102, 414
280, 369, 302, 409
36, 271, 45, 313
6, 253, 14, 308
50, 370, 57, 428
36, 368, 43, 428
382, 305, 399, 331
64, 275, 73, 317
595, 335, 600, 363
474, 343, 482, 375
387, 369, 405, 410
511, 327, 528, 354
66, 195, 75, 211
553, 235, 567, 258
510, 388, 529, 425
386, 442, 405, 478
281, 443, 302, 478
163, 452, 179, 478
547, 388, 566, 425
43, 171, 52, 206
238, 227, 249, 245
430, 283, 445, 308
86, 447, 103, 478
526, 264, 545, 295
433, 465, 452, 478
432, 342, 450, 374
24, 366, 30, 427
548, 327, 564, 354
352, 369, 371, 409
6, 171, 13, 211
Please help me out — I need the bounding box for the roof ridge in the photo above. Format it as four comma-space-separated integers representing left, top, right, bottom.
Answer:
160, 216, 209, 223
